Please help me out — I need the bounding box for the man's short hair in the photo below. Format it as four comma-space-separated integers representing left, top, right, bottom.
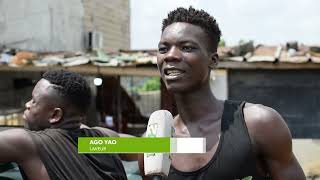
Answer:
162, 6, 221, 52
42, 70, 91, 113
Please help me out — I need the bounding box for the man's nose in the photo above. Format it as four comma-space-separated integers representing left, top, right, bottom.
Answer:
25, 100, 31, 109
164, 46, 182, 62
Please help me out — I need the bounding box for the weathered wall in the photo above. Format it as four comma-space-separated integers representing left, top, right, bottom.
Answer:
0, 0, 84, 51
83, 0, 130, 51
229, 69, 320, 138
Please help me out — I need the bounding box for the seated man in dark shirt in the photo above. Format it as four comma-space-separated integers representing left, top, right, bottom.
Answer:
0, 70, 131, 180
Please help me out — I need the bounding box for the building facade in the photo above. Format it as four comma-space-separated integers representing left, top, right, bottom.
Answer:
0, 0, 130, 52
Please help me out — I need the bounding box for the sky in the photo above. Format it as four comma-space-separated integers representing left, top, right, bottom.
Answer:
130, 0, 320, 49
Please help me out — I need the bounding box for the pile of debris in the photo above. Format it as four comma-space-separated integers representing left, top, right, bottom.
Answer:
218, 41, 320, 63
0, 49, 157, 67
1, 42, 320, 68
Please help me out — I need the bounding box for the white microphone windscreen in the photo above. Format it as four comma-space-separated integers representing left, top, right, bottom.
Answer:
144, 110, 173, 176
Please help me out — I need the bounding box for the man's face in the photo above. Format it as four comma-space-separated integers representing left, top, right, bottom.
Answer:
157, 22, 213, 93
23, 79, 56, 130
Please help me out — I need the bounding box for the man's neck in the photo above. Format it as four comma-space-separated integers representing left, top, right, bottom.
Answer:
51, 116, 82, 130
174, 84, 223, 124
173, 84, 224, 150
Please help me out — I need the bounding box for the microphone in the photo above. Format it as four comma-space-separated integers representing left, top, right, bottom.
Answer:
144, 110, 173, 180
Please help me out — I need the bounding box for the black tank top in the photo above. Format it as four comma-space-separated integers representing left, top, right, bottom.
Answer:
168, 100, 270, 180
20, 128, 127, 180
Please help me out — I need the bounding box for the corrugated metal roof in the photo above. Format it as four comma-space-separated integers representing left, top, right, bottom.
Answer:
1, 43, 320, 67
220, 43, 320, 64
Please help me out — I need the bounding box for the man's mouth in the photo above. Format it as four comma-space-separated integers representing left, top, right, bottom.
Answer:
164, 68, 185, 78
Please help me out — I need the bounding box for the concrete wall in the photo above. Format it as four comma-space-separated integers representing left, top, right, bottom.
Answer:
0, 0, 84, 52
83, 0, 130, 51
0, 0, 130, 52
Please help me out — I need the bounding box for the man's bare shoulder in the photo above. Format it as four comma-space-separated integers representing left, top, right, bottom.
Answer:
0, 128, 37, 162
0, 128, 34, 144
243, 102, 292, 153
243, 103, 290, 132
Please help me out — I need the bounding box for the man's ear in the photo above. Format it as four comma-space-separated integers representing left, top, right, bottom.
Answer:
209, 52, 219, 69
49, 108, 63, 124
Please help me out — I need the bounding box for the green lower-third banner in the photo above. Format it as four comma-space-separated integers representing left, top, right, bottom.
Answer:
78, 137, 206, 153
78, 137, 170, 153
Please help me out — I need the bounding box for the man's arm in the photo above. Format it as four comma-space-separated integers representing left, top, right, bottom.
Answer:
0, 129, 36, 163
94, 126, 139, 161
244, 104, 305, 179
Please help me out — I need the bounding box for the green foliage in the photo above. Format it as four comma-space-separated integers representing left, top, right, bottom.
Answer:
132, 77, 161, 92
242, 176, 252, 180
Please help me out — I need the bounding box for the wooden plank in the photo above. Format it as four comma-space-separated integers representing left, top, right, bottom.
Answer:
96, 66, 160, 77
1, 61, 320, 77
0, 65, 160, 77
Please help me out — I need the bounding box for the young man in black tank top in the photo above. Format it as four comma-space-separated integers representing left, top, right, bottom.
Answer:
139, 7, 305, 179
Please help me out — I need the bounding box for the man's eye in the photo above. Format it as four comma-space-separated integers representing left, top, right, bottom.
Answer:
158, 47, 168, 53
182, 46, 195, 52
